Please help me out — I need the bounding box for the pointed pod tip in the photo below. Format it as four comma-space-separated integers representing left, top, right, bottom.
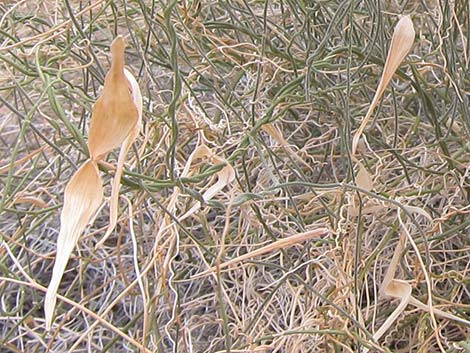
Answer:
44, 159, 103, 329
111, 36, 126, 59
396, 15, 415, 39
112, 35, 125, 46
399, 15, 413, 24
44, 290, 55, 330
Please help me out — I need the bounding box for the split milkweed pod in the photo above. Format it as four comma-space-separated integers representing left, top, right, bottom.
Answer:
45, 36, 142, 330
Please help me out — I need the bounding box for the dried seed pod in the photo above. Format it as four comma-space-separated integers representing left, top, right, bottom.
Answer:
99, 68, 143, 248
352, 16, 415, 156
45, 160, 102, 329
45, 36, 142, 329
88, 36, 139, 160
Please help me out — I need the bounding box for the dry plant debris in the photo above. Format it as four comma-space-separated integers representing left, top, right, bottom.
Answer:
44, 36, 143, 330
1, 2, 470, 353
352, 15, 415, 156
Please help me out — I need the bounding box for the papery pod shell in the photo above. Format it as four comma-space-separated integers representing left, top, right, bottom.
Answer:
88, 36, 139, 160
352, 16, 415, 156
99, 68, 143, 247
45, 36, 141, 329
45, 160, 103, 329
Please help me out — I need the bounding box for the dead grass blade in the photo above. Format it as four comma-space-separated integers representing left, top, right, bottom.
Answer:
192, 228, 328, 279
45, 160, 103, 329
0, 146, 46, 174
352, 16, 415, 156
11, 195, 48, 208
262, 122, 312, 170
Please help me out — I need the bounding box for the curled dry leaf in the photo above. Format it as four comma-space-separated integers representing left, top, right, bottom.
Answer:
45, 36, 141, 329
45, 160, 103, 329
352, 16, 415, 156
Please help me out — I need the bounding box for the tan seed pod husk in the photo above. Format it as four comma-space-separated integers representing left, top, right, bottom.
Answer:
88, 36, 139, 160
98, 68, 143, 248
45, 36, 141, 329
262, 123, 312, 171
352, 16, 415, 156
364, 224, 470, 352
45, 160, 103, 329
356, 161, 373, 191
